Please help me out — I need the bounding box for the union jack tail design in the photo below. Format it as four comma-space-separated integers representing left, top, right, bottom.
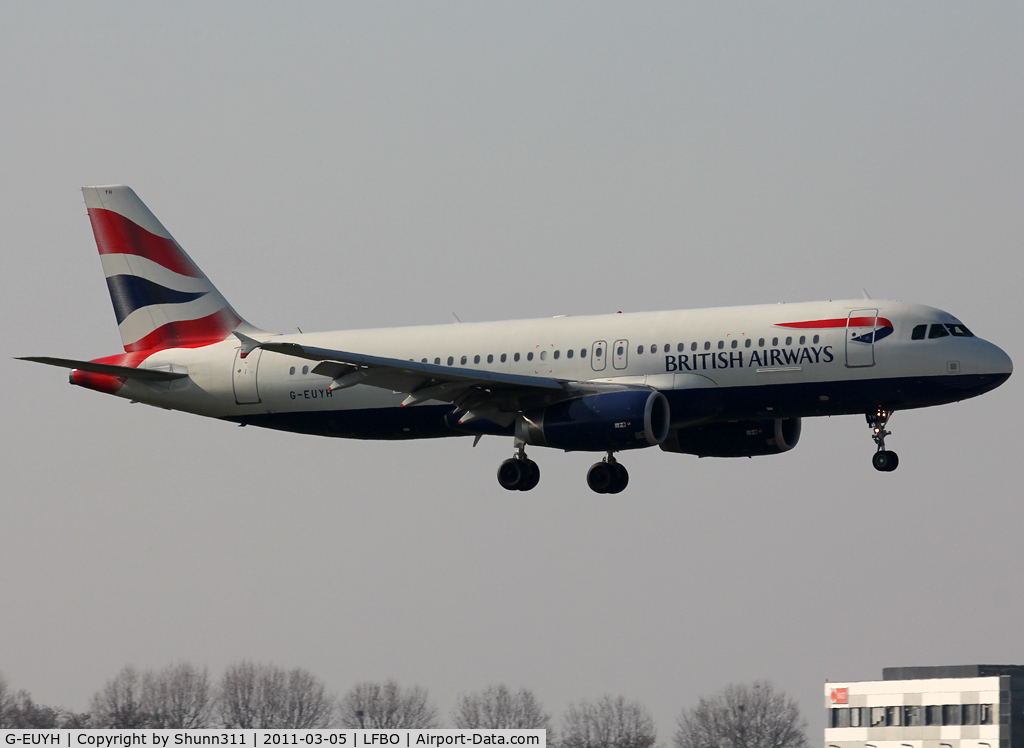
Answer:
83, 185, 254, 352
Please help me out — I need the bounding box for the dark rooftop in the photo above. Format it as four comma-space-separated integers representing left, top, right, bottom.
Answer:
883, 665, 1024, 681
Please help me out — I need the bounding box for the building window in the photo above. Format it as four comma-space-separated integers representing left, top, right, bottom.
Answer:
904, 706, 922, 726
980, 704, 993, 725
870, 707, 886, 727
942, 704, 960, 725
831, 708, 851, 728
886, 706, 902, 726
962, 704, 980, 725
926, 705, 941, 726
850, 707, 863, 727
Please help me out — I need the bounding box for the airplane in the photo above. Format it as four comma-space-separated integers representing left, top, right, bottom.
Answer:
19, 185, 1013, 493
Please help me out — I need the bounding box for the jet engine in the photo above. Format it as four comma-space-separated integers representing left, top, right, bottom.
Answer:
515, 390, 670, 452
661, 417, 801, 457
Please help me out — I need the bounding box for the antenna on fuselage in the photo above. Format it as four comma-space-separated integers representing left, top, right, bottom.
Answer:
862, 288, 872, 300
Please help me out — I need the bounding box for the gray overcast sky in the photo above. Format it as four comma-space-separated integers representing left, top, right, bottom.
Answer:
2, 1, 1022, 735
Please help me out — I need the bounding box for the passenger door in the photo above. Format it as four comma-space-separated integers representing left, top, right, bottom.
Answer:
846, 308, 877, 368
233, 348, 262, 404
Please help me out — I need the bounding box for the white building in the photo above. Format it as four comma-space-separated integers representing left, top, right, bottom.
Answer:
824, 666, 1024, 748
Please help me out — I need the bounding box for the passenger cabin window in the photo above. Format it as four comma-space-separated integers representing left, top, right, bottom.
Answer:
553, 350, 560, 359
447, 356, 454, 366
501, 354, 507, 363
813, 334, 820, 344
617, 346, 624, 355
664, 344, 670, 353
718, 341, 724, 350
527, 352, 534, 361
567, 349, 573, 358
637, 345, 644, 354
540, 351, 547, 361
731, 340, 738, 349
772, 337, 779, 346
581, 348, 587, 357
514, 353, 520, 362
929, 324, 950, 339
289, 366, 295, 375
474, 355, 480, 364
434, 357, 441, 365
785, 336, 793, 345
912, 324, 927, 340
678, 343, 685, 352
704, 342, 710, 351
421, 358, 427, 363
487, 354, 494, 363
744, 339, 751, 348
650, 344, 657, 354
461, 356, 468, 365
799, 335, 806, 345
302, 366, 309, 375
758, 338, 765, 347
691, 342, 698, 351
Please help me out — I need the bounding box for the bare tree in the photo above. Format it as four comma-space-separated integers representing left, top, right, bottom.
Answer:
452, 685, 551, 731
0, 674, 13, 728
338, 681, 438, 729
674, 681, 808, 748
561, 695, 656, 748
90, 666, 149, 728
142, 662, 214, 728
217, 662, 333, 728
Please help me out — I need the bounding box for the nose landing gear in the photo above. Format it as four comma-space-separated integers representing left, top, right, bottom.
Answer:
497, 440, 541, 491
587, 453, 629, 494
868, 409, 899, 472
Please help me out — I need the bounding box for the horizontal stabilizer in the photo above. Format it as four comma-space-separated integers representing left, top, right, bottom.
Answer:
17, 356, 188, 381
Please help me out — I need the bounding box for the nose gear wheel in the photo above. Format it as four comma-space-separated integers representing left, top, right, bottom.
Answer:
867, 408, 899, 472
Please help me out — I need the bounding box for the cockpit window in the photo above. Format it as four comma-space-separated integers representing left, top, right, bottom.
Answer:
946, 323, 974, 337
912, 324, 927, 340
928, 324, 950, 339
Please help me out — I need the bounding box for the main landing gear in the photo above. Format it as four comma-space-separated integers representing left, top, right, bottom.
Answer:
587, 453, 629, 494
497, 442, 540, 491
868, 408, 899, 472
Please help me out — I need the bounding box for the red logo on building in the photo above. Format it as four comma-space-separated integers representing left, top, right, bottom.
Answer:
831, 688, 848, 704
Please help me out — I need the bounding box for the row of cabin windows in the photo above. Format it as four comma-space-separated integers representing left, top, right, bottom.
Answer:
911, 323, 975, 340
638, 335, 820, 355
421, 349, 591, 367
829, 703, 993, 728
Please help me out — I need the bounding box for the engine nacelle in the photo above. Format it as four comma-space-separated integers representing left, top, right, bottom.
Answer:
661, 417, 801, 458
515, 390, 670, 452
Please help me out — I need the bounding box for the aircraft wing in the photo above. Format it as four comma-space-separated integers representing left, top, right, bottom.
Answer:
253, 338, 573, 427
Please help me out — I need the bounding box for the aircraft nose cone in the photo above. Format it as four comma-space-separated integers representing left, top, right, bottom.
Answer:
987, 341, 1013, 377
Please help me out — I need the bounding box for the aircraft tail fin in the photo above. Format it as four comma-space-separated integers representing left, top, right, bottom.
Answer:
82, 185, 257, 352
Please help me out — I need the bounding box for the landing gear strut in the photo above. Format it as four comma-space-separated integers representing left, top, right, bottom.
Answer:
497, 440, 541, 491
587, 453, 629, 494
867, 408, 899, 472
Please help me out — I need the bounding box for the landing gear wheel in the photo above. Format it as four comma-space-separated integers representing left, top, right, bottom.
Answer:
587, 462, 613, 493
872, 450, 899, 472
607, 462, 629, 494
518, 459, 540, 491
497, 458, 524, 490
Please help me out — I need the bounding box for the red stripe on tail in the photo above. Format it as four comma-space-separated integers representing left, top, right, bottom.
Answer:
87, 208, 204, 278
